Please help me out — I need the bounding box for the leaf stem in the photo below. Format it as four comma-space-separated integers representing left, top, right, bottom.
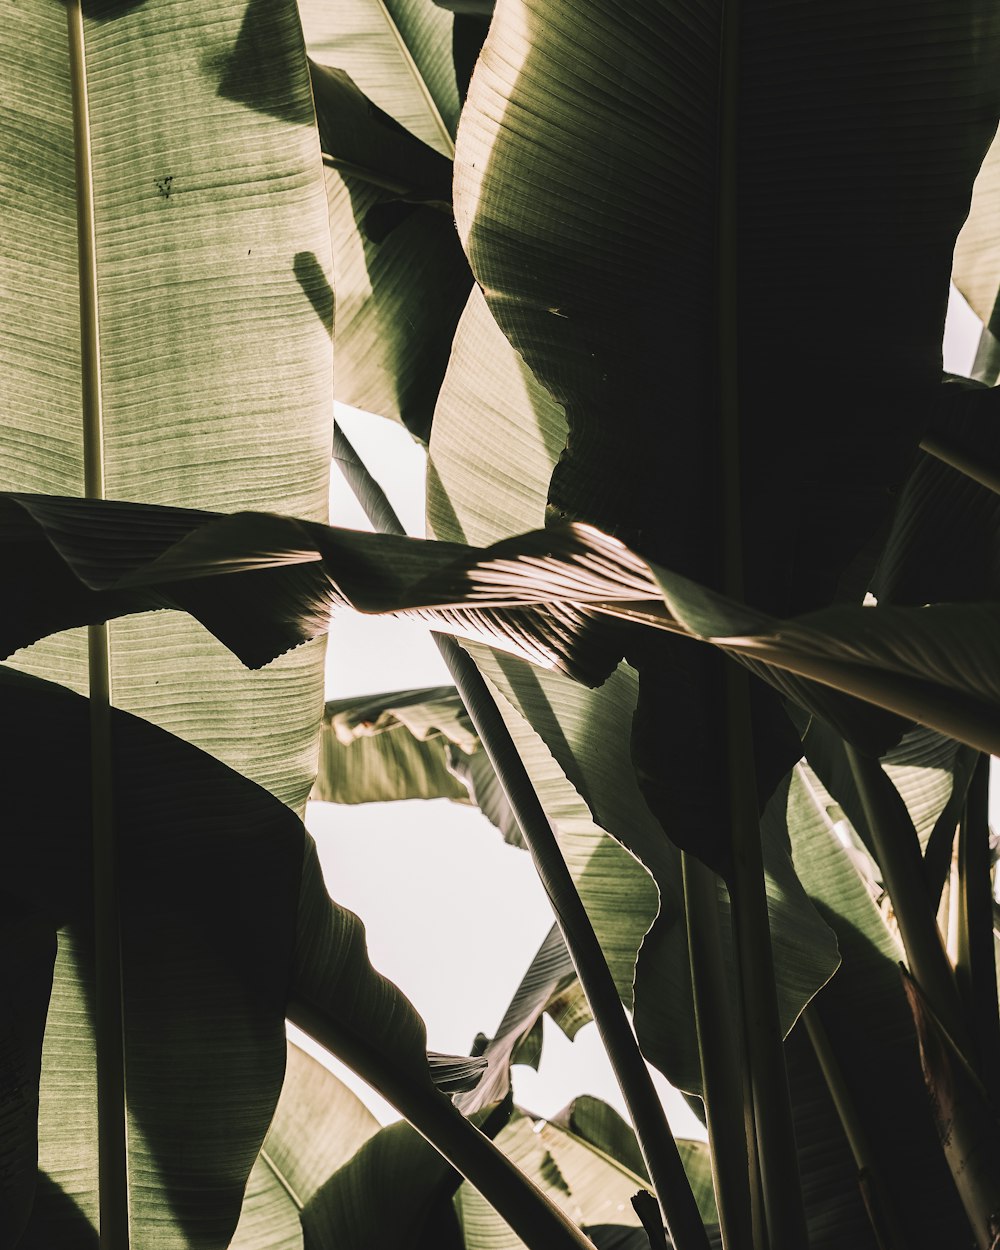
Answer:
844, 744, 972, 1060
69, 0, 129, 1244
803, 1006, 908, 1249
681, 853, 755, 1248
714, 0, 806, 1232
726, 666, 806, 1250
287, 998, 594, 1250
333, 425, 710, 1250
956, 755, 1000, 1106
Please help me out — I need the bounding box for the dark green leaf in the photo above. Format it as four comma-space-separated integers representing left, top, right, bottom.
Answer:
302, 1122, 464, 1250
0, 667, 462, 1245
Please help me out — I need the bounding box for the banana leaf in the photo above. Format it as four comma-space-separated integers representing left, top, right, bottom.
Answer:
0, 0, 333, 811
8, 491, 1000, 794
299, 0, 473, 440
776, 763, 969, 1243
312, 686, 475, 805
450, 0, 1000, 871
0, 666, 561, 1247
231, 1042, 379, 1249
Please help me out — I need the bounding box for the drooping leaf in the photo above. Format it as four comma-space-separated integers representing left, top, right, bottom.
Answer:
300, 0, 472, 440
0, 667, 493, 1246
312, 680, 521, 840
456, 1109, 721, 1249
458, 923, 589, 1114
312, 686, 474, 805
456, 1111, 643, 1246
1, 0, 332, 810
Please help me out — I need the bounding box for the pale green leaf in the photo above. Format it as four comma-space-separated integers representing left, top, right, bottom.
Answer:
230, 1043, 380, 1248
953, 126, 1000, 328
312, 686, 473, 804
300, 0, 472, 438
550, 1096, 717, 1229
1, 0, 332, 809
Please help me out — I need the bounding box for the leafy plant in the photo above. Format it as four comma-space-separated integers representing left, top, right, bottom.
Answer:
3, 0, 1000, 1247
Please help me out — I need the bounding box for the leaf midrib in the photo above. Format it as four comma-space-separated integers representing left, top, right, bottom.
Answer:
372, 0, 456, 158
259, 1146, 306, 1211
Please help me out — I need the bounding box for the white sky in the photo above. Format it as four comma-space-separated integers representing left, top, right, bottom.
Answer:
294, 287, 988, 1146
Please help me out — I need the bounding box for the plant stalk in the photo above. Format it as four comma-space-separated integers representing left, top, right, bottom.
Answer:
69, 0, 129, 1244
714, 0, 806, 1234
956, 755, 1000, 1107
287, 998, 595, 1250
681, 853, 755, 1249
333, 425, 710, 1250
725, 666, 806, 1250
803, 1006, 907, 1249
844, 744, 972, 1061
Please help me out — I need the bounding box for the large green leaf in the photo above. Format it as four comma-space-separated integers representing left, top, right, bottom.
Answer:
451, 0, 1000, 873
302, 1121, 465, 1249
1, 0, 332, 809
230, 1043, 379, 1249
11, 492, 1000, 761
0, 667, 508, 1246
300, 0, 473, 440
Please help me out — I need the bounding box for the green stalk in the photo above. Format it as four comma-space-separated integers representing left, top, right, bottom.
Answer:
901, 969, 1000, 1249
287, 997, 594, 1250
333, 426, 710, 1250
681, 853, 755, 1249
955, 755, 1000, 1106
803, 1007, 907, 1249
69, 1, 129, 1245
714, 0, 806, 1236
844, 745, 972, 1060
725, 667, 805, 1249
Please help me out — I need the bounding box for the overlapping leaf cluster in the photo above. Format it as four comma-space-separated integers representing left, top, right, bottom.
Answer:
3, 0, 1000, 1246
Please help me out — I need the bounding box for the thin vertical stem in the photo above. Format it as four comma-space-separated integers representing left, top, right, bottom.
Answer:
69, 2, 129, 1244
956, 755, 1000, 1106
714, 0, 805, 1236
682, 853, 754, 1248
726, 667, 805, 1249
334, 426, 709, 1249
845, 744, 971, 1060
804, 1007, 907, 1249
